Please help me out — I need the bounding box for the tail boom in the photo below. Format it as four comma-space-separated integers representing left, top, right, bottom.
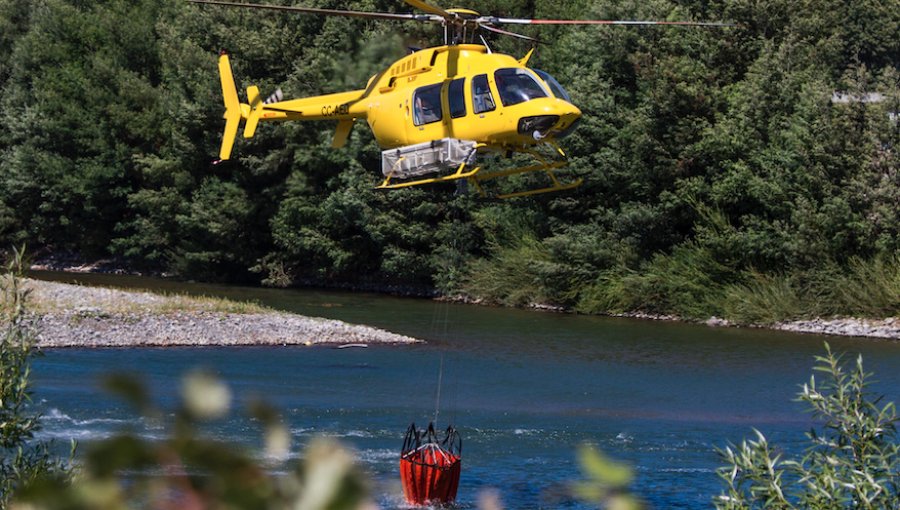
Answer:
215, 52, 367, 161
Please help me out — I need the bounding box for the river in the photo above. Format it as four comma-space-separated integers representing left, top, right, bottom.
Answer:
29, 271, 900, 508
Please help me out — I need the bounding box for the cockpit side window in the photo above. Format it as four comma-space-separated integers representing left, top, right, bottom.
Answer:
471, 74, 496, 114
449, 78, 466, 118
494, 68, 548, 107
413, 83, 443, 126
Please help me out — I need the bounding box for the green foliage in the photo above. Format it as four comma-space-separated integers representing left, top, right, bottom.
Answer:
1, 248, 71, 508
821, 256, 900, 317
716, 344, 899, 509
458, 208, 563, 306
720, 271, 806, 325
13, 371, 371, 510
572, 445, 644, 510
0, 1, 897, 319
460, 232, 557, 307
576, 242, 734, 319
722, 256, 900, 324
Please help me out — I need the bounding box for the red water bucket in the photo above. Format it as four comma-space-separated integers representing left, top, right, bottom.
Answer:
399, 423, 462, 505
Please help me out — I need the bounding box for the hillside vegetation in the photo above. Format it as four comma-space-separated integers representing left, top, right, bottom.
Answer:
0, 0, 897, 323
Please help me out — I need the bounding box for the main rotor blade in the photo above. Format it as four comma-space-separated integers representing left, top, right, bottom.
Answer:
402, 0, 452, 19
188, 0, 435, 22
481, 17, 733, 28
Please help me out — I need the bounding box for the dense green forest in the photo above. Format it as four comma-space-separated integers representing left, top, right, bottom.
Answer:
0, 0, 897, 322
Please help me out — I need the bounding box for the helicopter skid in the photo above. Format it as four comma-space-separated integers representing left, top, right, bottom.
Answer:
376, 146, 581, 199
377, 161, 482, 190
472, 159, 582, 199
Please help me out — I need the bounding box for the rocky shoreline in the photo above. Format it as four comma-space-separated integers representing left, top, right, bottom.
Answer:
17, 266, 900, 347
770, 317, 899, 340
642, 312, 899, 340
21, 279, 421, 348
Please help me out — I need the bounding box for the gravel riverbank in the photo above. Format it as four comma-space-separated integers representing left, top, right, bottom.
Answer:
661, 313, 898, 339
599, 311, 897, 339
771, 317, 899, 340
21, 279, 421, 348
16, 275, 900, 344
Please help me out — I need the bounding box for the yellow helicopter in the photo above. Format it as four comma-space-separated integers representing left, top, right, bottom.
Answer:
190, 0, 730, 199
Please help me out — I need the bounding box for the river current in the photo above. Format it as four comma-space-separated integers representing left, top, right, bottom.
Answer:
30, 272, 900, 508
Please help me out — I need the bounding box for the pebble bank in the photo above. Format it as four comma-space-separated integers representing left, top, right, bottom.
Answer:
704, 315, 900, 339
772, 317, 899, 340
22, 279, 421, 348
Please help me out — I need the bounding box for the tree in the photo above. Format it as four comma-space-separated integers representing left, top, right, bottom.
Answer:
0, 1, 897, 320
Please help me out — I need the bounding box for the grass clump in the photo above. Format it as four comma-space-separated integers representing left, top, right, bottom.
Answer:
23, 279, 274, 317
462, 231, 899, 325
152, 293, 272, 315
460, 234, 559, 307
721, 271, 807, 324
722, 255, 900, 324
576, 243, 732, 319
819, 255, 900, 317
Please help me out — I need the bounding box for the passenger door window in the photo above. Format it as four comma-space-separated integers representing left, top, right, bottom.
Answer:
471, 74, 496, 114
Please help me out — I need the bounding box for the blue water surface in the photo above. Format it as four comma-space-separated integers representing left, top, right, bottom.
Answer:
29, 273, 900, 509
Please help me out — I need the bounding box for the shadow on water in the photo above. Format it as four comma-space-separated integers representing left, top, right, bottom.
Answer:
28, 270, 900, 509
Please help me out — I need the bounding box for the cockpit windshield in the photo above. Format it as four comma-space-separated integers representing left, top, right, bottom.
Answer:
494, 68, 549, 107
533, 70, 572, 102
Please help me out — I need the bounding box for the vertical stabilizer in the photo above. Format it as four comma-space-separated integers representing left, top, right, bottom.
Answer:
244, 85, 263, 138
218, 51, 243, 160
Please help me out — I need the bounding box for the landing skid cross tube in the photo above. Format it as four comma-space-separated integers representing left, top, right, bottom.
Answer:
377, 158, 483, 190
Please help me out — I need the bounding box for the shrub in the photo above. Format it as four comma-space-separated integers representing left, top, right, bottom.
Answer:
716, 344, 899, 509
1, 247, 71, 508
13, 371, 371, 510
577, 242, 732, 319
721, 271, 806, 324
722, 256, 900, 325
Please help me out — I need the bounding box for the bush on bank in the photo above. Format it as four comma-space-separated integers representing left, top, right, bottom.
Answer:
1, 248, 70, 508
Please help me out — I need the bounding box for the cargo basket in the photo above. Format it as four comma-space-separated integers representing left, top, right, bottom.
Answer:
382, 138, 478, 179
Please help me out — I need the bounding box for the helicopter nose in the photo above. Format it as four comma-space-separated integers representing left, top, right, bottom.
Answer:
555, 102, 581, 139
516, 101, 582, 140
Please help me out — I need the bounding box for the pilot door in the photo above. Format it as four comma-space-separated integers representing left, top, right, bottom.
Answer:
463, 73, 502, 143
